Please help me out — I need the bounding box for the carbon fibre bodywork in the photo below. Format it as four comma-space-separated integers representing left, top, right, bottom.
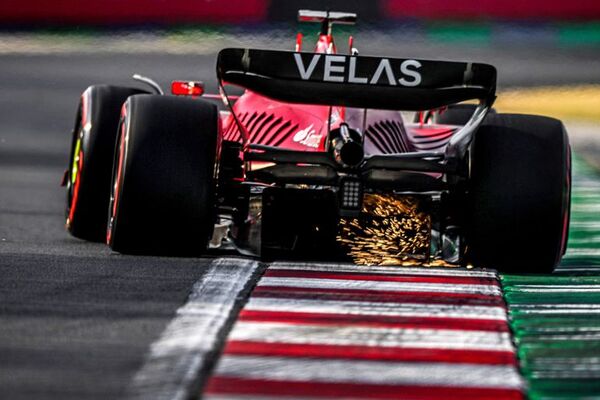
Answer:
212, 14, 496, 263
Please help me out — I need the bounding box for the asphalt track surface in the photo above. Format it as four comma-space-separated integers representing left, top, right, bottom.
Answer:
0, 52, 221, 400
1, 42, 600, 399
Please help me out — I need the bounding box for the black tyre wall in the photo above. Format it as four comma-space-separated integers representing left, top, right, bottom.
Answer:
66, 85, 147, 241
468, 113, 570, 272
107, 95, 219, 255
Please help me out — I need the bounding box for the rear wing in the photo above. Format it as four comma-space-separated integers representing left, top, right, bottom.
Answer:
298, 9, 356, 25
298, 10, 356, 35
216, 48, 497, 111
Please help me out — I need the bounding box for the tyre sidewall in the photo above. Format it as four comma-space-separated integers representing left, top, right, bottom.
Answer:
108, 95, 220, 255
467, 113, 570, 272
67, 85, 147, 241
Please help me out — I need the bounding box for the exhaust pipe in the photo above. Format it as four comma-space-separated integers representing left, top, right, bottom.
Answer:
331, 124, 364, 167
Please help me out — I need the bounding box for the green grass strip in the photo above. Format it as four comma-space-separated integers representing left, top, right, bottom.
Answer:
425, 21, 491, 44
558, 22, 600, 46
506, 292, 600, 305
502, 154, 600, 399
528, 379, 600, 400
501, 275, 600, 285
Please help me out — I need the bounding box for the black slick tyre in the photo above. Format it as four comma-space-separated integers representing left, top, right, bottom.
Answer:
66, 85, 147, 241
467, 113, 571, 273
107, 95, 219, 255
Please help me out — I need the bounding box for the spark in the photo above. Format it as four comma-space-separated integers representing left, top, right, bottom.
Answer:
337, 194, 447, 266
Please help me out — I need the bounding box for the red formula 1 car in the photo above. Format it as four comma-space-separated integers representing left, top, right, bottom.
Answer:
64, 10, 571, 273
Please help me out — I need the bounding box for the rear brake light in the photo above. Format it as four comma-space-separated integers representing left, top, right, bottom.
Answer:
295, 32, 303, 52
339, 177, 363, 217
171, 81, 205, 97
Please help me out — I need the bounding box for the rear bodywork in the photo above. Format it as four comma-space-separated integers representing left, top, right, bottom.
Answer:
211, 16, 497, 265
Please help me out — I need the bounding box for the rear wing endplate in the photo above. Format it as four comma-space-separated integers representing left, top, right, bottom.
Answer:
217, 48, 497, 111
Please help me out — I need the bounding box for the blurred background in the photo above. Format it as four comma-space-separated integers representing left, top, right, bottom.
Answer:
0, 0, 599, 171
1, 0, 600, 212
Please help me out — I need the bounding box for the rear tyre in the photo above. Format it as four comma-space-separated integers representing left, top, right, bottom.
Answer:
467, 113, 571, 273
66, 85, 147, 241
107, 95, 219, 255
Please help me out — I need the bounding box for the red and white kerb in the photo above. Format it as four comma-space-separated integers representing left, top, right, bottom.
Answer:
205, 262, 524, 399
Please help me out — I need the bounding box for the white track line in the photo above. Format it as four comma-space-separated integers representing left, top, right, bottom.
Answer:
245, 297, 508, 320
228, 321, 513, 351
126, 258, 261, 400
571, 204, 600, 213
269, 261, 498, 278
568, 236, 600, 245
214, 355, 523, 389
570, 221, 600, 230
507, 285, 600, 293
258, 276, 502, 295
565, 248, 600, 256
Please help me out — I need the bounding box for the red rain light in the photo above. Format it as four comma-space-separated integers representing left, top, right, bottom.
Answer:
171, 81, 205, 97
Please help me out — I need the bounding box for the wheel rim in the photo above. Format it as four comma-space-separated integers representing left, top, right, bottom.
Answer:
107, 106, 128, 245
66, 135, 84, 226
66, 90, 91, 229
